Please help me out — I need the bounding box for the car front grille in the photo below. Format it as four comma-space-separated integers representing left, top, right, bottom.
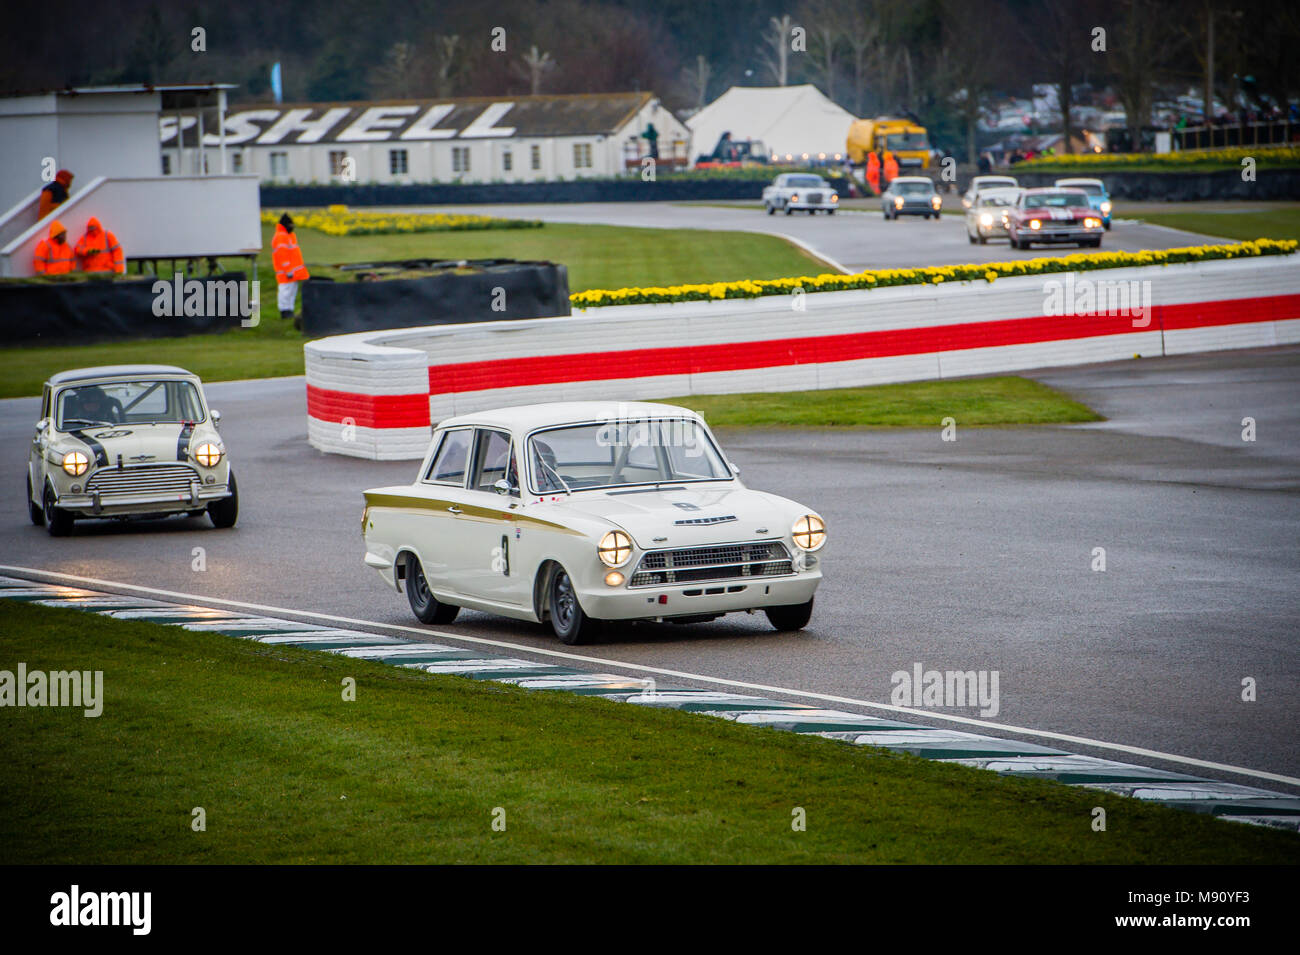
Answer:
628, 541, 794, 587
808, 192, 824, 203
85, 464, 199, 499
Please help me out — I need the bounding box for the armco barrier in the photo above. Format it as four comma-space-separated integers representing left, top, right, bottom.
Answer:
305, 256, 1300, 459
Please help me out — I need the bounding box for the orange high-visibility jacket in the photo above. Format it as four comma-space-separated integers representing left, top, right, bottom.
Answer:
34, 221, 76, 275
271, 224, 310, 284
883, 152, 900, 182
75, 217, 126, 274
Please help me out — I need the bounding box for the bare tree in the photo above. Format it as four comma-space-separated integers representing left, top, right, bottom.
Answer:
939, 0, 1009, 163
799, 0, 843, 99
842, 1, 882, 116
681, 54, 712, 110
370, 41, 418, 98
515, 45, 556, 95
1021, 0, 1099, 154
1110, 0, 1179, 149
429, 34, 461, 98
758, 14, 794, 86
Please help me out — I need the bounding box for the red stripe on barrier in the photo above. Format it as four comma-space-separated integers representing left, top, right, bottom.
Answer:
426, 293, 1300, 395
306, 385, 430, 428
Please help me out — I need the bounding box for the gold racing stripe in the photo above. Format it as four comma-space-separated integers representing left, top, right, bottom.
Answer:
362, 491, 583, 534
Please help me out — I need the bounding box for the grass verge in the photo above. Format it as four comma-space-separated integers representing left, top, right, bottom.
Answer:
0, 599, 1293, 863
1137, 208, 1300, 243
664, 376, 1103, 429
0, 222, 821, 400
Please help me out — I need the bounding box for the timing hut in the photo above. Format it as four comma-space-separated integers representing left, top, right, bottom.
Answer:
163, 92, 690, 184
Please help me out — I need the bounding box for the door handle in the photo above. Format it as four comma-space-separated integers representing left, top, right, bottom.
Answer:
447, 506, 462, 514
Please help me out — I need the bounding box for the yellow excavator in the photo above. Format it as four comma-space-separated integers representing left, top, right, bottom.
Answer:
847, 116, 931, 170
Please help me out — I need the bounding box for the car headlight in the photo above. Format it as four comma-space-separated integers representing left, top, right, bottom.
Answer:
194, 442, 223, 468
930, 196, 941, 209
61, 450, 89, 476
790, 193, 799, 202
1029, 219, 1042, 230
894, 196, 904, 207
1084, 217, 1101, 229
792, 515, 826, 552
1100, 200, 1112, 214
597, 529, 633, 567
831, 193, 838, 202
979, 212, 993, 226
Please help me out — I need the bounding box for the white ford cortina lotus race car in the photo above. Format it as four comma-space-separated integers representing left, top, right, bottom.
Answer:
27, 365, 238, 536
362, 402, 826, 644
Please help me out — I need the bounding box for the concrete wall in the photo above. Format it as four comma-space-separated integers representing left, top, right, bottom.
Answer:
303, 255, 1300, 459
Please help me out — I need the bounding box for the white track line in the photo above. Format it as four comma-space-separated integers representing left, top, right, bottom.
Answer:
4, 563, 1298, 789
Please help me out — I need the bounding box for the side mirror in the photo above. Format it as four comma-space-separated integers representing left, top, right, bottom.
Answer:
211, 410, 222, 428
729, 463, 741, 476
35, 418, 49, 434
493, 479, 512, 496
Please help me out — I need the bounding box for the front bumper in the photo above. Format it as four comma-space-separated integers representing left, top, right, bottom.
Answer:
55, 483, 231, 517
1012, 224, 1102, 244
889, 200, 939, 216
578, 568, 822, 621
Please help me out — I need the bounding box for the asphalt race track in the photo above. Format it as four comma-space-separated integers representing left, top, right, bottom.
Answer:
2, 347, 1297, 792
403, 200, 1222, 272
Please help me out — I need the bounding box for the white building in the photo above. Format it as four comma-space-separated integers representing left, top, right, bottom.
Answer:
165, 91, 691, 184
687, 84, 858, 163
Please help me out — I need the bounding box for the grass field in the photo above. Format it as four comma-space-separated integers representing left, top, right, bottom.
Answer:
1, 599, 1293, 864
665, 376, 1103, 429
1136, 207, 1300, 242
0, 221, 822, 399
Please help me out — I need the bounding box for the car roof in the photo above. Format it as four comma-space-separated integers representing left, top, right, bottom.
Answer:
890, 176, 932, 183
46, 365, 199, 387
975, 175, 1017, 181
437, 401, 703, 433
1054, 177, 1104, 186
1022, 186, 1088, 194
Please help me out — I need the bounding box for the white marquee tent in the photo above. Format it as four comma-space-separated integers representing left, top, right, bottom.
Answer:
686, 84, 858, 161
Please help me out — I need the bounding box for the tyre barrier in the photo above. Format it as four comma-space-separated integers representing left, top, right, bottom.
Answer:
305, 255, 1300, 459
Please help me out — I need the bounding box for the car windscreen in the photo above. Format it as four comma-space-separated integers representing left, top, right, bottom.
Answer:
976, 194, 1014, 207
529, 419, 731, 493
786, 176, 826, 188
1024, 192, 1089, 208
894, 181, 933, 195
980, 178, 1017, 190
886, 132, 930, 150
56, 379, 204, 430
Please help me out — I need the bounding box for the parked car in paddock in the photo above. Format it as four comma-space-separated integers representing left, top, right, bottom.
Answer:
965, 187, 1020, 244
1005, 188, 1105, 249
27, 365, 237, 536
961, 174, 1019, 208
362, 402, 826, 644
762, 173, 839, 214
1054, 177, 1113, 229
882, 176, 942, 219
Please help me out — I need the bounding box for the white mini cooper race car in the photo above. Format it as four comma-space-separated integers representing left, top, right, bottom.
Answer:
362, 402, 826, 644
27, 365, 238, 535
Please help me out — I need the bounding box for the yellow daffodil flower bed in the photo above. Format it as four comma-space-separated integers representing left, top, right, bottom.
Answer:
262, 206, 543, 236
1019, 146, 1300, 171
569, 239, 1297, 309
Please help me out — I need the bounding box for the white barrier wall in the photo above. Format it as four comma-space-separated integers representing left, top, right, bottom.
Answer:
305, 255, 1300, 459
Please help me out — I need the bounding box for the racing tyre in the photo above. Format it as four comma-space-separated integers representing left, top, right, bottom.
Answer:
1104, 222, 1111, 231
766, 204, 775, 215
405, 552, 459, 624
827, 209, 835, 215
785, 206, 793, 215
1089, 238, 1103, 248
43, 486, 73, 537
765, 598, 814, 632
968, 233, 976, 244
978, 235, 988, 245
549, 565, 596, 645
208, 471, 239, 528
27, 475, 43, 525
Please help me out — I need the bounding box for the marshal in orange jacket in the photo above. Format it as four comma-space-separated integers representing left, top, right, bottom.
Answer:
74, 217, 126, 274
271, 223, 310, 284
33, 221, 76, 275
